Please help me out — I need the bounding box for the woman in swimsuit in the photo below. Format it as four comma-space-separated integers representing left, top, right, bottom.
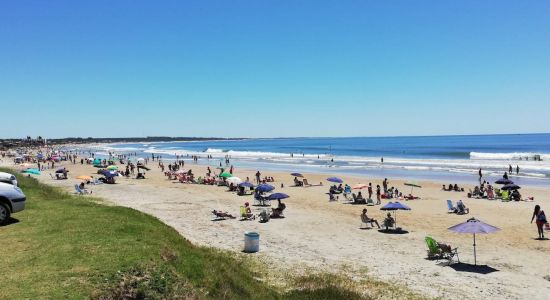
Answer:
531, 205, 547, 239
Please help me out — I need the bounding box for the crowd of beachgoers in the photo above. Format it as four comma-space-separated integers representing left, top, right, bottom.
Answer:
2, 145, 547, 240
2, 144, 550, 299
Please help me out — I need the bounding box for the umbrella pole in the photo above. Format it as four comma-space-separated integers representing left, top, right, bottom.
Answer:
473, 233, 477, 266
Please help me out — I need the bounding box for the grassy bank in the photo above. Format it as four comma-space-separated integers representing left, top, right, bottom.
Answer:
0, 168, 423, 299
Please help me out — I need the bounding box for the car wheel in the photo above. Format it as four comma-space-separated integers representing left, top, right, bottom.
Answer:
0, 203, 10, 225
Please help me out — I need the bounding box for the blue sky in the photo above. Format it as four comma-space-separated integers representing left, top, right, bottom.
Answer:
1, 1, 549, 138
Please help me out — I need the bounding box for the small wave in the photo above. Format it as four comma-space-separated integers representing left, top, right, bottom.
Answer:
470, 152, 549, 160
204, 148, 225, 153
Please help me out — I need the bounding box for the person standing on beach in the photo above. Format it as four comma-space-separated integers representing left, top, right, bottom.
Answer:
255, 171, 261, 184
478, 168, 482, 183
376, 185, 381, 205
383, 178, 388, 193
531, 205, 546, 239
516, 165, 520, 175
368, 183, 373, 200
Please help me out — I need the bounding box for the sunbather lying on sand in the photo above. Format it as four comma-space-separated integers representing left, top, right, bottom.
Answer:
212, 210, 236, 219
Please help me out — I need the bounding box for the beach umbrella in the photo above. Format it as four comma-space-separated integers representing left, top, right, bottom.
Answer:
353, 184, 368, 190
501, 184, 520, 191
226, 176, 242, 185
76, 175, 92, 181
327, 177, 343, 183
495, 178, 514, 185
239, 182, 255, 188
102, 170, 117, 178
448, 218, 500, 265
219, 172, 233, 178
137, 157, 145, 162
404, 182, 422, 194
268, 193, 289, 200
23, 168, 41, 175
268, 192, 289, 205
380, 201, 411, 228
93, 158, 101, 165
107, 165, 118, 171
256, 184, 275, 193
291, 172, 303, 177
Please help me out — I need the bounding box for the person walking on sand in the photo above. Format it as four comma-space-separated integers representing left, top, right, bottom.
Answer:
376, 185, 381, 205
368, 183, 373, 200
478, 168, 482, 183
531, 205, 547, 239
255, 171, 261, 184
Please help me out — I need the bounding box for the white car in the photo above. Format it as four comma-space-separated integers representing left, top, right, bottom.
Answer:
0, 182, 26, 225
0, 172, 18, 186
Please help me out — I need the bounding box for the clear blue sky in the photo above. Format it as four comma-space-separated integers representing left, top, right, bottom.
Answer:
1, 1, 549, 138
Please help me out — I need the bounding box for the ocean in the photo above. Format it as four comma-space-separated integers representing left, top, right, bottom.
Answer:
84, 134, 550, 186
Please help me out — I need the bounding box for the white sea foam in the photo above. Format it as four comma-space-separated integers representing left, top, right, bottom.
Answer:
93, 144, 550, 180
470, 152, 550, 160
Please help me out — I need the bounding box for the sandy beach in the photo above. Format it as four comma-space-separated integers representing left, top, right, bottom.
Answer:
2, 156, 549, 300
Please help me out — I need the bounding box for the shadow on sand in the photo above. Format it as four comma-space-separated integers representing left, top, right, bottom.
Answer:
448, 263, 499, 275
377, 229, 409, 234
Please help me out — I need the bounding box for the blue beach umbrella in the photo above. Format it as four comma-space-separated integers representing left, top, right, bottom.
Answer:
267, 193, 289, 200
495, 178, 514, 185
291, 173, 303, 177
239, 182, 255, 188
327, 177, 343, 183
448, 218, 500, 265
501, 183, 520, 191
256, 184, 275, 193
380, 201, 411, 228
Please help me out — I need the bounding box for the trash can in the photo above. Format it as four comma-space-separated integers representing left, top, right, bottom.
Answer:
244, 231, 260, 253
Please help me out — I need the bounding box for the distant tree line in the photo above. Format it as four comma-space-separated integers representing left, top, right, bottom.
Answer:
0, 136, 244, 149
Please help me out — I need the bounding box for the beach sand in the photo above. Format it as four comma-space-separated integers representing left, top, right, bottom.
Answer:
4, 158, 550, 299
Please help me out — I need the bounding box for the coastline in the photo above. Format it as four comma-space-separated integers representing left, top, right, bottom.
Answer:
3, 157, 549, 299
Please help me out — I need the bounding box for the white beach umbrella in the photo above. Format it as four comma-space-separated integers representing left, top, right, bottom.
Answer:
226, 176, 242, 185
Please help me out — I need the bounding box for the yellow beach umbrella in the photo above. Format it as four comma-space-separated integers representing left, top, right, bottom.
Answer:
76, 175, 92, 181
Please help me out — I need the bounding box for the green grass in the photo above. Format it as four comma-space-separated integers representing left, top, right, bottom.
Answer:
0, 168, 425, 299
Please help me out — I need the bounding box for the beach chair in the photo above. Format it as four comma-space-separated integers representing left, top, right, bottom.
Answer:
425, 236, 459, 265
302, 178, 311, 186
74, 184, 89, 195
366, 198, 375, 206
239, 206, 255, 221
447, 200, 457, 213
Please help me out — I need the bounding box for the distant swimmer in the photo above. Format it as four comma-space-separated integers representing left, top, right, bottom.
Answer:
381, 157, 384, 164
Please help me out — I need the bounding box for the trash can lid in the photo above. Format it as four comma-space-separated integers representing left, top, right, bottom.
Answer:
244, 231, 260, 237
